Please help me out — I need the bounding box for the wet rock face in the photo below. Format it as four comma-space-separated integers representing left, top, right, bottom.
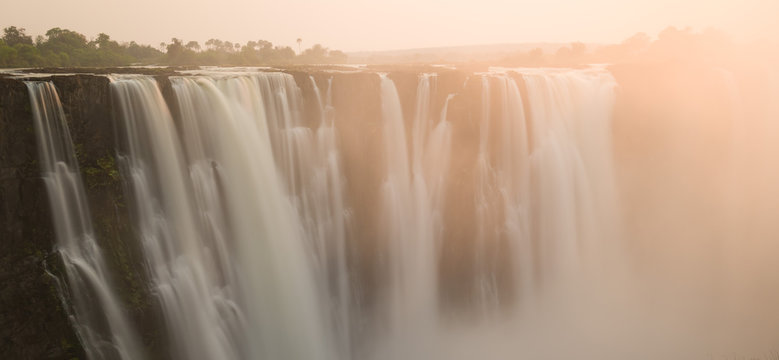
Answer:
53, 75, 164, 358
0, 77, 83, 359
0, 74, 161, 359
3, 66, 673, 357
0, 67, 573, 357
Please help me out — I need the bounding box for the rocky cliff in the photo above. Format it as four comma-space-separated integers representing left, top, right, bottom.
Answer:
0, 64, 732, 358
0, 75, 84, 359
0, 73, 159, 359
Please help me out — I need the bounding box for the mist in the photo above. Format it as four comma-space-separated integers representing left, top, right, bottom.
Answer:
2, 1, 779, 359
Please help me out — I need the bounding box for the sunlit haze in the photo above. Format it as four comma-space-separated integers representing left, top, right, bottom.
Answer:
3, 0, 778, 51
4, 1, 779, 360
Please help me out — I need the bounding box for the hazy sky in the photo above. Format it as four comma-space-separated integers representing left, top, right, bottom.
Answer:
3, 0, 777, 51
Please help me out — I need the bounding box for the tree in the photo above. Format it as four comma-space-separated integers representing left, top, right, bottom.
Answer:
166, 38, 186, 56
93, 33, 120, 51
0, 43, 19, 67
205, 38, 222, 51
570, 42, 586, 57
301, 43, 328, 63
275, 46, 295, 62
0, 25, 346, 67
622, 32, 651, 51
2, 26, 33, 47
38, 28, 93, 65
254, 40, 274, 62
94, 33, 111, 48
555, 46, 572, 62
15, 44, 43, 66
165, 38, 196, 64
528, 48, 544, 65
329, 50, 347, 63
185, 41, 201, 52
126, 41, 163, 62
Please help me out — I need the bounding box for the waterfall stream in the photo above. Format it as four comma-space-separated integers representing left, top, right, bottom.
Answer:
27, 81, 144, 360
30, 67, 638, 359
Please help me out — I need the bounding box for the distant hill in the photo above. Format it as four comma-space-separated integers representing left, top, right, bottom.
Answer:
346, 43, 601, 64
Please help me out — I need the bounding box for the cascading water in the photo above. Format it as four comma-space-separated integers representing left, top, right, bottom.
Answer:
27, 81, 144, 360
376, 73, 452, 359
40, 66, 627, 360
477, 73, 532, 308
372, 69, 620, 359
110, 75, 244, 360
296, 75, 353, 358
513, 70, 622, 352
521, 69, 620, 285
111, 73, 339, 360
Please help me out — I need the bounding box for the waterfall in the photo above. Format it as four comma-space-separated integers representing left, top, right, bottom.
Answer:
305, 75, 353, 357
37, 66, 622, 360
110, 75, 244, 360
377, 73, 418, 356
378, 74, 453, 359
473, 75, 501, 312
478, 73, 533, 307
110, 73, 338, 360
27, 81, 144, 360
367, 68, 619, 358
522, 69, 619, 284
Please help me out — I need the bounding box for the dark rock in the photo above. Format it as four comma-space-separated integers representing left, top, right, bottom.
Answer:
0, 77, 84, 359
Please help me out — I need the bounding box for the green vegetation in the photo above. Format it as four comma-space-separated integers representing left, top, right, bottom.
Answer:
0, 26, 348, 68
84, 154, 120, 189
165, 37, 346, 65
0, 26, 160, 67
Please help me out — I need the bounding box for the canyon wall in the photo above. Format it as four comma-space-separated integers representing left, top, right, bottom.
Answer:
0, 63, 754, 358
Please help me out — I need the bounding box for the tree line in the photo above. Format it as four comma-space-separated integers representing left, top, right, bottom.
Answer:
496, 27, 736, 67
165, 37, 346, 65
0, 26, 348, 68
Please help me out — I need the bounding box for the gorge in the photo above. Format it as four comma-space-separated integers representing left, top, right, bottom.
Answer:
1, 63, 779, 360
